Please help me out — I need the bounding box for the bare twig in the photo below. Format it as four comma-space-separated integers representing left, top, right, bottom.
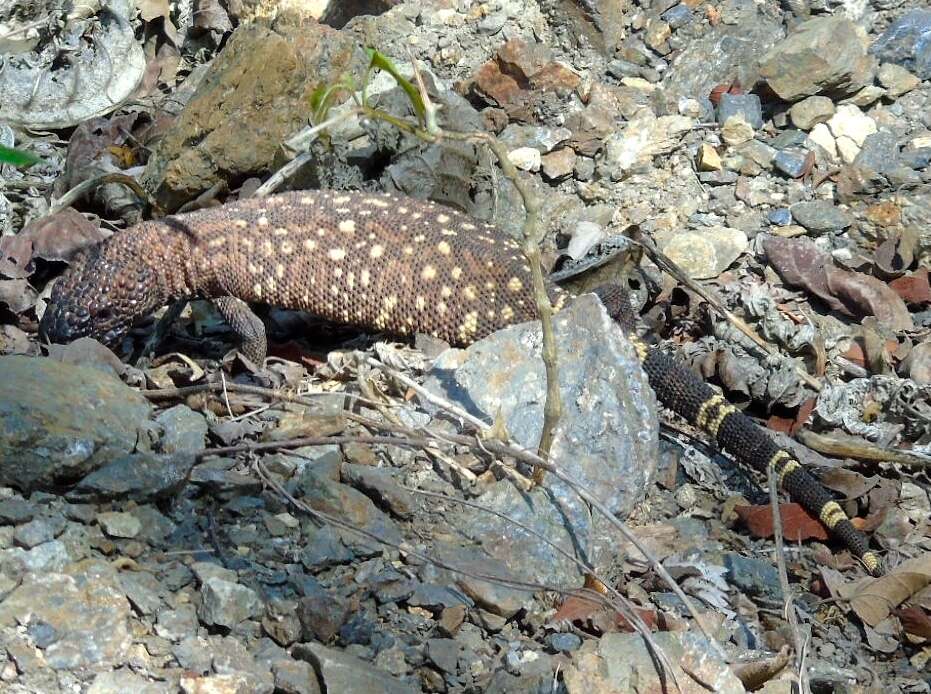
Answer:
768, 467, 809, 694
50, 172, 162, 218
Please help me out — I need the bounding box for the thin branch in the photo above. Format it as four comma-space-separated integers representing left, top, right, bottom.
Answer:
768, 466, 809, 694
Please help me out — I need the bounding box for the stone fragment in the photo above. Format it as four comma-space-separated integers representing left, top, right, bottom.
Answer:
773, 149, 810, 178
877, 63, 920, 97
0, 356, 151, 491
759, 17, 874, 101
293, 643, 415, 694
0, 563, 131, 669
789, 95, 835, 130
507, 147, 542, 172
97, 511, 141, 539
717, 93, 762, 129
697, 143, 722, 171
827, 104, 877, 163
870, 9, 931, 79
854, 132, 900, 174
563, 632, 744, 694
198, 577, 262, 629
602, 112, 693, 178
541, 148, 577, 181
790, 200, 853, 232
156, 405, 208, 456
721, 115, 754, 146
657, 226, 748, 279
808, 123, 838, 158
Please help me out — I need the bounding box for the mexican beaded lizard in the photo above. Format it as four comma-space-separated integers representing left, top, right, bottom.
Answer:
39, 190, 882, 576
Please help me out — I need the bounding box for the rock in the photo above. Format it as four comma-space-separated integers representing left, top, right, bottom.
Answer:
142, 21, 367, 208
341, 464, 414, 520
96, 511, 142, 539
877, 63, 920, 97
563, 632, 744, 694
498, 124, 572, 154
656, 226, 748, 279
808, 123, 838, 159
0, 540, 71, 573
870, 9, 931, 80
717, 93, 763, 130
548, 633, 582, 652
424, 295, 656, 585
768, 209, 793, 227
0, 497, 36, 524
68, 451, 196, 502
12, 516, 62, 548
789, 96, 835, 130
602, 112, 692, 178
789, 200, 853, 232
827, 104, 877, 163
293, 642, 417, 694
87, 670, 173, 694
117, 571, 164, 616
662, 8, 782, 104
0, 356, 151, 492
759, 17, 874, 101
697, 143, 722, 171
271, 658, 322, 694
297, 579, 350, 643
721, 115, 754, 146
426, 638, 460, 674
662, 4, 693, 29
156, 405, 208, 456
773, 149, 810, 178
198, 577, 262, 629
541, 149, 577, 181
645, 19, 671, 54
737, 140, 776, 169
724, 553, 781, 601
854, 131, 900, 174
507, 147, 542, 172
0, 562, 131, 669
433, 545, 525, 618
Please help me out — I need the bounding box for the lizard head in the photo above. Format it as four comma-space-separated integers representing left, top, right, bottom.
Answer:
39, 237, 163, 351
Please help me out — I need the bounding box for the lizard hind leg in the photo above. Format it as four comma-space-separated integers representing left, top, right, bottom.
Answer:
213, 296, 268, 364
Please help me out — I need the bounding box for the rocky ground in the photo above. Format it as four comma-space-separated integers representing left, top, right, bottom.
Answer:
1, 0, 930, 692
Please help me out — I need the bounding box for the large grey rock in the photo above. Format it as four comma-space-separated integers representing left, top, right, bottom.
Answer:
759, 17, 874, 101
0, 356, 151, 491
563, 632, 745, 693
790, 200, 853, 232
662, 9, 783, 103
423, 295, 657, 585
293, 643, 418, 694
0, 562, 132, 669
871, 9, 931, 79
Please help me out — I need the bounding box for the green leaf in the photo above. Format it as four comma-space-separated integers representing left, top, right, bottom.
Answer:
0, 144, 41, 168
365, 48, 426, 124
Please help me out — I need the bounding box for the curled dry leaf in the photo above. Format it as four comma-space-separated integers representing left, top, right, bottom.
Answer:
551, 593, 658, 634
730, 646, 792, 690
850, 554, 931, 627
0, 209, 105, 279
763, 236, 913, 332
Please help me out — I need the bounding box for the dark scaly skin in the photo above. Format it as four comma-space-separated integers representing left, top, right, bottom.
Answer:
39, 190, 882, 576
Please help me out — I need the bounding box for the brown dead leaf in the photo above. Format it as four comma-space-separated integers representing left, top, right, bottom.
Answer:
894, 606, 931, 639
825, 267, 913, 331
734, 503, 830, 542
766, 397, 816, 436
552, 593, 658, 634
850, 554, 931, 627
730, 646, 791, 690
764, 236, 913, 331
819, 468, 879, 501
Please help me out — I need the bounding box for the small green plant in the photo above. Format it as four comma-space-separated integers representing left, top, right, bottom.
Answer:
0, 144, 40, 168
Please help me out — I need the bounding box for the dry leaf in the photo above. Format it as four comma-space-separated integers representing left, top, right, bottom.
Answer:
734, 503, 830, 542
894, 606, 931, 640
850, 554, 931, 627
552, 593, 658, 634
